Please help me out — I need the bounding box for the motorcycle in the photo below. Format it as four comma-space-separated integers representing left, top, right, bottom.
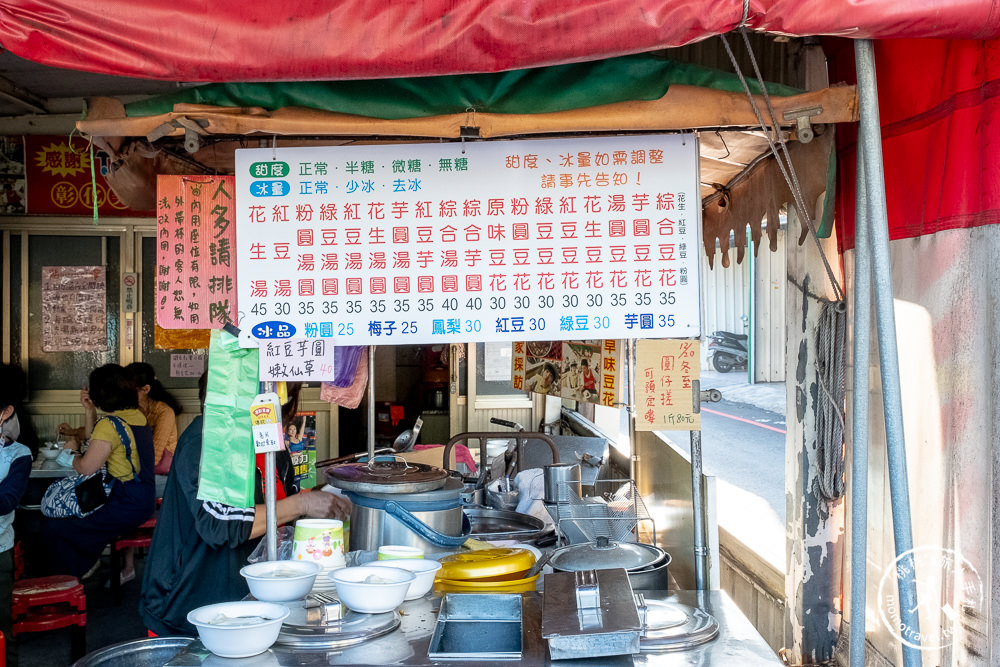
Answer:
707, 330, 748, 373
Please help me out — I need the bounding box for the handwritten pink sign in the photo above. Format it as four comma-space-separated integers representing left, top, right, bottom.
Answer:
156, 175, 238, 329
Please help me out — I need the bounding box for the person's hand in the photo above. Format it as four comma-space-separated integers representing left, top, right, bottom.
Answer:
297, 490, 352, 520
62, 436, 81, 453
57, 422, 85, 440
80, 388, 95, 412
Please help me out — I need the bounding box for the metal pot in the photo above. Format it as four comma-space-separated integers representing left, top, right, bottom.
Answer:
549, 536, 671, 590
542, 463, 581, 504
345, 477, 468, 555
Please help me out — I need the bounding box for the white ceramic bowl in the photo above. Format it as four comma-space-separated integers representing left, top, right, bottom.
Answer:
187, 600, 289, 658
369, 558, 442, 600
240, 560, 321, 602
329, 566, 415, 613
39, 448, 60, 461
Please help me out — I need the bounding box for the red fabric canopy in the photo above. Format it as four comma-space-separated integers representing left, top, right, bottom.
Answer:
831, 38, 1000, 250
2, 0, 1000, 82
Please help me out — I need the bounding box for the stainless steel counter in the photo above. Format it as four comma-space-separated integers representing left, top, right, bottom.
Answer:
164, 590, 781, 666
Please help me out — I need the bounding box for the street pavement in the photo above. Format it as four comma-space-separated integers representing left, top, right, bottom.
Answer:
681, 369, 788, 569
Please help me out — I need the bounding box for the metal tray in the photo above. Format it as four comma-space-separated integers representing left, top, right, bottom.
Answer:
428, 594, 523, 660
276, 598, 400, 649
465, 507, 545, 541
637, 598, 720, 651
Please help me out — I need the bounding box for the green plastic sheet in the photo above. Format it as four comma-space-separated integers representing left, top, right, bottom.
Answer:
126, 54, 800, 120
197, 329, 259, 508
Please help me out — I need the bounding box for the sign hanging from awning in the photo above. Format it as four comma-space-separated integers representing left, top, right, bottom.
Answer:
235, 134, 701, 346
156, 175, 239, 329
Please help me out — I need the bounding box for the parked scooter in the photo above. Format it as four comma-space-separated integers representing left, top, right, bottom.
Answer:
707, 330, 748, 373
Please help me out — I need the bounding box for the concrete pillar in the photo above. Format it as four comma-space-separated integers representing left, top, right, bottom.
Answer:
783, 40, 846, 664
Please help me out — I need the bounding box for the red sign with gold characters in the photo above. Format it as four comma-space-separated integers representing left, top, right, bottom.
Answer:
24, 135, 149, 216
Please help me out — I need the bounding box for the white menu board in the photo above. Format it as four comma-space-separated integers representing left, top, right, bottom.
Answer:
235, 135, 701, 346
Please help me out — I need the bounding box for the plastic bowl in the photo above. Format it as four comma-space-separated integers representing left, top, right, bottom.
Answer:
369, 558, 442, 600
187, 601, 289, 658
240, 560, 321, 602
329, 565, 415, 613
39, 448, 61, 461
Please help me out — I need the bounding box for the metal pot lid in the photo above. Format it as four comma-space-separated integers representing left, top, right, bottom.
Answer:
326, 458, 448, 494
638, 599, 720, 651
277, 600, 400, 649
550, 536, 663, 572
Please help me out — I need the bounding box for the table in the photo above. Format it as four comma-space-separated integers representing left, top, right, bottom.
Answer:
164, 590, 781, 666
30, 461, 76, 479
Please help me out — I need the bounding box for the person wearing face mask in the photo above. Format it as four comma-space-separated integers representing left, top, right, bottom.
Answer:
0, 366, 35, 667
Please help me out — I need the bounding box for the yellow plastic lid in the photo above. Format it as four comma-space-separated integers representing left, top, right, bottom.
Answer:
437, 548, 536, 581
434, 574, 539, 594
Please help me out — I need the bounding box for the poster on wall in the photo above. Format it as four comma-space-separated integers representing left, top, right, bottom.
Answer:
512, 339, 622, 407
0, 136, 25, 215
286, 411, 317, 489
41, 266, 107, 352
235, 134, 701, 347
634, 338, 700, 431
24, 135, 148, 216
155, 175, 238, 329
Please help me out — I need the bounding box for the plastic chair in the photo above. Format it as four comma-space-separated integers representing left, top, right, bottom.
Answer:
110, 514, 156, 606
12, 575, 86, 661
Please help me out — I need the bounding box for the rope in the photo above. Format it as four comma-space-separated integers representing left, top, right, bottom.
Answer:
815, 299, 847, 500
719, 30, 845, 303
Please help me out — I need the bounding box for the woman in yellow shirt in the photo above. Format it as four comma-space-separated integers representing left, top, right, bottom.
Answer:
43, 364, 156, 578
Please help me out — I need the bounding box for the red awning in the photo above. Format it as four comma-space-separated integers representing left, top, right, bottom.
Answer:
2, 0, 1000, 82
831, 37, 1000, 250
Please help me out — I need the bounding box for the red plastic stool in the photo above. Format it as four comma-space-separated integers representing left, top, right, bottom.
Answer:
110, 514, 157, 606
12, 575, 86, 660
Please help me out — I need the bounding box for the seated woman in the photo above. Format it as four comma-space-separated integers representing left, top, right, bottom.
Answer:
42, 364, 156, 578
126, 362, 182, 496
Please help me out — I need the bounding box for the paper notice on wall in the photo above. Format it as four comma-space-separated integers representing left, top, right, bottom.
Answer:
484, 342, 512, 381
156, 175, 238, 329
634, 338, 700, 431
41, 266, 107, 352
170, 353, 206, 378
512, 339, 622, 407
258, 339, 337, 382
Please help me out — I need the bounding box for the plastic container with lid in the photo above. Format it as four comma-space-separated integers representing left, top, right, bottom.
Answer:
437, 548, 536, 582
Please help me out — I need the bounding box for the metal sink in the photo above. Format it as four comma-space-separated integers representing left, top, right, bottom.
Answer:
427, 594, 523, 660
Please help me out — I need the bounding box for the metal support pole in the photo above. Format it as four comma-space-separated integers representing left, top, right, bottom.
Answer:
690, 379, 708, 591
626, 339, 637, 482
367, 346, 376, 460
849, 146, 872, 665
855, 39, 922, 665
264, 450, 278, 561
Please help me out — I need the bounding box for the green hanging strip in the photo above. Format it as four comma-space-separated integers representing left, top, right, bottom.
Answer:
89, 143, 98, 225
